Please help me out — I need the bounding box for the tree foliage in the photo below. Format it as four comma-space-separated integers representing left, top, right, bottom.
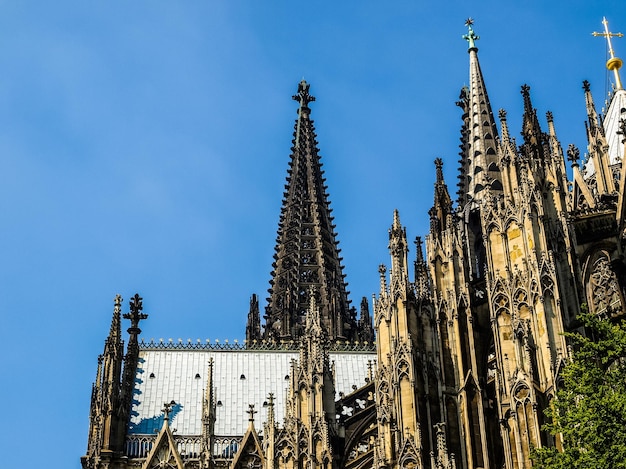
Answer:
532, 310, 626, 468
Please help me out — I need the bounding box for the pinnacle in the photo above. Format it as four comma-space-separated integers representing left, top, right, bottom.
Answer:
108, 294, 123, 342
435, 158, 444, 183
393, 209, 402, 229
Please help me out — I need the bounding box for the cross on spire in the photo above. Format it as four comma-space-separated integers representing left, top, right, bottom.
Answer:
463, 18, 480, 51
247, 404, 257, 423
592, 17, 623, 89
162, 400, 176, 421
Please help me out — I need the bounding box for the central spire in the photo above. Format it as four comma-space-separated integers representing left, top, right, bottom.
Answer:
258, 81, 360, 342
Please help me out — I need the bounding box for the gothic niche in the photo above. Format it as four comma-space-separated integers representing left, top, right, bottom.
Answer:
587, 252, 624, 316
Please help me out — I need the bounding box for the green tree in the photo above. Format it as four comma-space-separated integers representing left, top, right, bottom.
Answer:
532, 310, 626, 468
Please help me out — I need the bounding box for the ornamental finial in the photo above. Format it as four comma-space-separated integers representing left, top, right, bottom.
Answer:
247, 404, 257, 423
292, 79, 316, 108
124, 293, 148, 336
162, 400, 176, 421
592, 17, 623, 90
463, 18, 480, 51
434, 158, 444, 183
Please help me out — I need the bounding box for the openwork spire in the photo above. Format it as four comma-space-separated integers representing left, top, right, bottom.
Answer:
264, 81, 358, 342
459, 20, 502, 204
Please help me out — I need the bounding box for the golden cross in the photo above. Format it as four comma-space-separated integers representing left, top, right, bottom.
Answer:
592, 17, 623, 89
593, 17, 623, 59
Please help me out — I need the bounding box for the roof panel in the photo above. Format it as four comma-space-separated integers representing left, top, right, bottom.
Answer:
129, 349, 375, 437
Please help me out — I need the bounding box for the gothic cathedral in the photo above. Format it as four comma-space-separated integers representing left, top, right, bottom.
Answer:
82, 20, 626, 469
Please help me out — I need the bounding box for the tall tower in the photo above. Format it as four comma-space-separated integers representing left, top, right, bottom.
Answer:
426, 20, 581, 469
249, 80, 366, 342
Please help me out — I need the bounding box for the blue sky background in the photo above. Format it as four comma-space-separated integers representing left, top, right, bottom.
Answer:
0, 1, 622, 466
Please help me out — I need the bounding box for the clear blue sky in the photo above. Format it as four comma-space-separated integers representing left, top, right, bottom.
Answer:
0, 1, 622, 466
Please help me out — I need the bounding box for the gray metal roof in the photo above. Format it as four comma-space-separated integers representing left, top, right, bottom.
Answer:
128, 347, 376, 437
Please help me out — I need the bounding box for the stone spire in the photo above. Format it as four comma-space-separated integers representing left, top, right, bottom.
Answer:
82, 295, 126, 468
357, 296, 375, 342
201, 358, 216, 467
389, 209, 409, 297
245, 294, 261, 342
429, 158, 452, 238
582, 80, 616, 199
414, 236, 430, 300
119, 294, 147, 445
459, 19, 502, 204
264, 80, 357, 341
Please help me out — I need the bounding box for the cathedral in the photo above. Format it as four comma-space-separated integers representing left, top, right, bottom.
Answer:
82, 19, 626, 469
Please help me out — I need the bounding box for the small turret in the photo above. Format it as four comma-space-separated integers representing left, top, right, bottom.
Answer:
245, 294, 261, 342
429, 158, 452, 239
358, 297, 375, 342
414, 236, 430, 300
582, 80, 616, 201
82, 295, 126, 468
389, 209, 409, 297
519, 84, 551, 164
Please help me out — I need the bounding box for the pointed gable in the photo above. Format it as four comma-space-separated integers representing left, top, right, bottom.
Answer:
142, 403, 184, 469
231, 408, 266, 469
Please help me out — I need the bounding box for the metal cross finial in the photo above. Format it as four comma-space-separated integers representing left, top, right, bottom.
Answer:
592, 17, 623, 89
463, 18, 480, 50
163, 400, 176, 420
593, 17, 623, 60
247, 404, 257, 422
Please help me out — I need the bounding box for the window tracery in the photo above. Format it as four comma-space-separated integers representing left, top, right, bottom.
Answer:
589, 254, 623, 315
